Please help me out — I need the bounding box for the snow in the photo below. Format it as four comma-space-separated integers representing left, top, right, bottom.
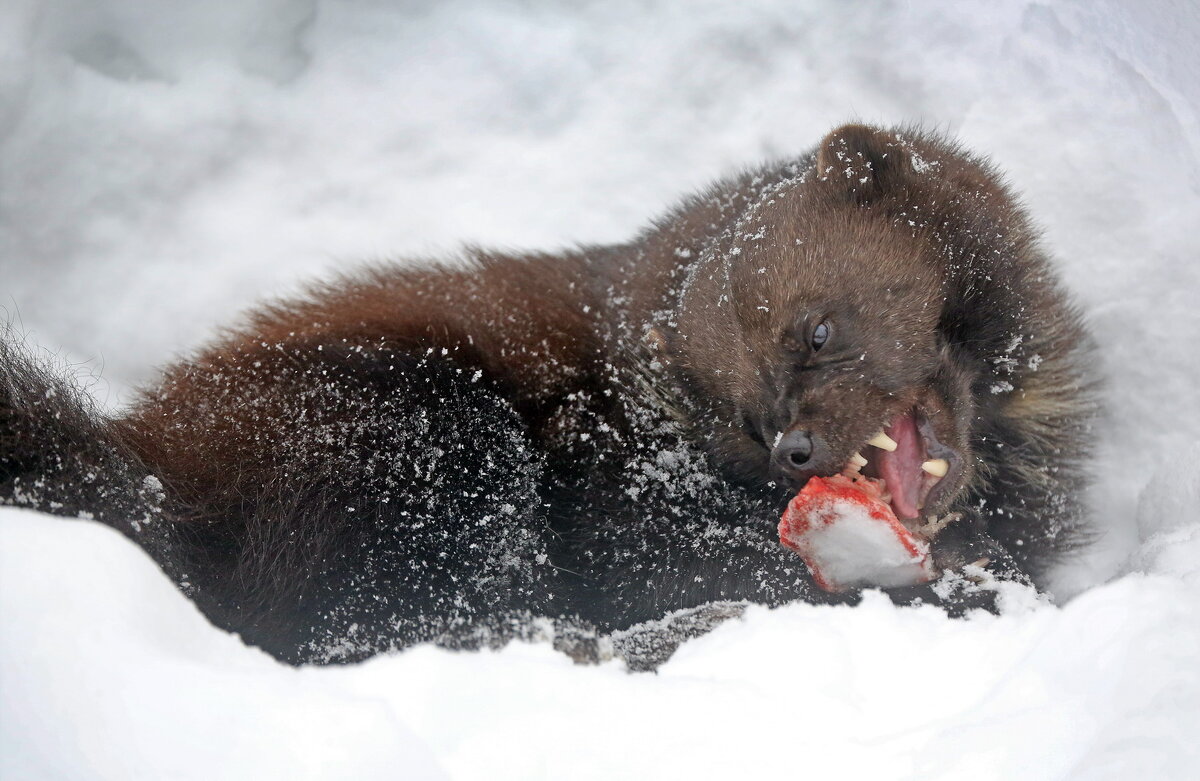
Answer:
2, 0, 1199, 778
3, 505, 1198, 780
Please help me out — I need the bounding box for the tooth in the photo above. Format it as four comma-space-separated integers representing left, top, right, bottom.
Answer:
867, 432, 898, 451
921, 458, 949, 477
849, 451, 868, 468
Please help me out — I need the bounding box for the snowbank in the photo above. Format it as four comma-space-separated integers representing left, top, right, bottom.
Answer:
2, 0, 1199, 778
3, 506, 1198, 780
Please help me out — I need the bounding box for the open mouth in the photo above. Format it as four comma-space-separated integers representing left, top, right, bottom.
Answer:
847, 409, 961, 523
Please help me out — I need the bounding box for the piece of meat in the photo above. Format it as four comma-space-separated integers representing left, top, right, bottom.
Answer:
779, 474, 937, 592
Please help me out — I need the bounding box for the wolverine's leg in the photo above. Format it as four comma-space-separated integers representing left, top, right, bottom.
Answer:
124, 341, 550, 663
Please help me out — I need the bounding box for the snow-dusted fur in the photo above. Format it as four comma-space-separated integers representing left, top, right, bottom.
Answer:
1, 125, 1097, 666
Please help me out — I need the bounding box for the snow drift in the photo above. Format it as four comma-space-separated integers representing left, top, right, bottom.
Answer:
3, 506, 1198, 780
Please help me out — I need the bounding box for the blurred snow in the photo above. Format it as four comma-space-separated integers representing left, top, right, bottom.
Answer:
2, 0, 1199, 778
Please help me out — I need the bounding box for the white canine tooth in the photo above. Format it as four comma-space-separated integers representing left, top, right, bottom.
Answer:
849, 451, 868, 468
921, 458, 950, 477
867, 431, 898, 452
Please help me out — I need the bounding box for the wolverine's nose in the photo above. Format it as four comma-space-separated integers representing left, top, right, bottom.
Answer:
776, 429, 814, 467
771, 429, 833, 483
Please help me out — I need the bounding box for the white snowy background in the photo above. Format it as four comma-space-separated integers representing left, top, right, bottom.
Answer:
2, 0, 1198, 778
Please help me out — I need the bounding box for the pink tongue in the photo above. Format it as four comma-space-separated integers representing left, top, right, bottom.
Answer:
876, 412, 924, 520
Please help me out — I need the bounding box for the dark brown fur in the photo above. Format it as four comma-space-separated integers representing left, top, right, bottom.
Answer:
1, 124, 1098, 665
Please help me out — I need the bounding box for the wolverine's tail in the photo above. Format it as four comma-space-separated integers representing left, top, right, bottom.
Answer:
0, 327, 162, 533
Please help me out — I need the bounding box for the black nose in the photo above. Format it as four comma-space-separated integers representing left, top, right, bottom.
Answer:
774, 429, 814, 468
771, 429, 831, 483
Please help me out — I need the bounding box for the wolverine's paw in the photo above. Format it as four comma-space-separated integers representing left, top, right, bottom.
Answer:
609, 601, 748, 672
884, 526, 1041, 616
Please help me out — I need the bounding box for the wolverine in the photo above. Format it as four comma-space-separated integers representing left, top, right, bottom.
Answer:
1, 124, 1098, 667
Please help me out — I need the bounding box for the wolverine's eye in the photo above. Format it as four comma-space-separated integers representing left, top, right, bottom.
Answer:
740, 409, 766, 447
811, 320, 830, 350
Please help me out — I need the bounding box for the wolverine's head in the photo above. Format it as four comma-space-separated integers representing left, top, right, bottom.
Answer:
661, 125, 1031, 523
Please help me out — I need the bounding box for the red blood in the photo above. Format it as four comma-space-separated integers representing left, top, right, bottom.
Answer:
779, 474, 933, 592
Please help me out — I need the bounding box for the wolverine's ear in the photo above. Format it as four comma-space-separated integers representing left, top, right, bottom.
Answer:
814, 124, 912, 204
